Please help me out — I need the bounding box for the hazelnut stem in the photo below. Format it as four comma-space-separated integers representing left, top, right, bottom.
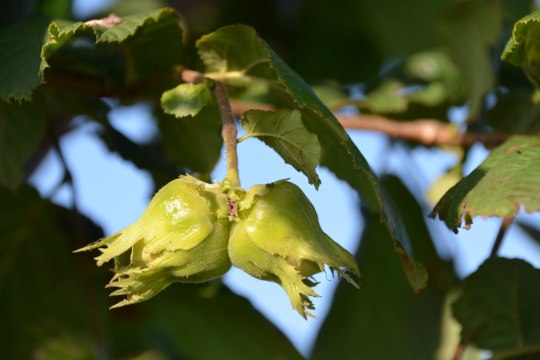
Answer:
213, 80, 241, 188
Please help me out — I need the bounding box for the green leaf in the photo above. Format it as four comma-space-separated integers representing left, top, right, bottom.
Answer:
488, 87, 540, 132
40, 0, 72, 19
0, 8, 187, 101
0, 100, 46, 190
431, 135, 540, 232
453, 258, 540, 356
285, 0, 454, 82
161, 82, 213, 118
361, 80, 409, 114
312, 176, 456, 360
110, 283, 304, 360
0, 186, 109, 359
0, 13, 51, 101
502, 9, 540, 88
241, 109, 321, 188
197, 24, 427, 290
157, 104, 222, 175
437, 0, 503, 118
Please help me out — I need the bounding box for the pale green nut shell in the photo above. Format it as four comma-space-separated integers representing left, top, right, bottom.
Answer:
75, 175, 231, 307
229, 180, 360, 318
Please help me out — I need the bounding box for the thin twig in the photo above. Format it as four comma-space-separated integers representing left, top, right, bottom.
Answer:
490, 216, 514, 258
45, 67, 531, 148
52, 140, 79, 211
212, 81, 241, 187
229, 100, 530, 148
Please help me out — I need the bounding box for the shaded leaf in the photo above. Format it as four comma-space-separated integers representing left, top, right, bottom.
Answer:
0, 100, 46, 190
488, 87, 540, 132
197, 24, 427, 290
502, 9, 540, 88
312, 175, 456, 360
157, 104, 222, 175
40, 0, 72, 19
0, 13, 51, 100
1, 8, 187, 101
241, 109, 321, 188
161, 82, 213, 118
431, 135, 540, 232
288, 0, 454, 82
0, 186, 109, 359
453, 258, 540, 356
110, 283, 304, 360
437, 0, 503, 118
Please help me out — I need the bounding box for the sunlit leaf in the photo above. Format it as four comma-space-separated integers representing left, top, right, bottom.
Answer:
502, 9, 540, 88
161, 82, 213, 118
241, 109, 321, 187
431, 135, 540, 232
197, 24, 427, 289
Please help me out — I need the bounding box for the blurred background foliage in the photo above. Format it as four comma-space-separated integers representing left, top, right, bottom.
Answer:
2, 0, 540, 359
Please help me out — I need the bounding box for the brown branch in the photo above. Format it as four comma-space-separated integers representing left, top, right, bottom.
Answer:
229, 100, 531, 148
45, 67, 532, 148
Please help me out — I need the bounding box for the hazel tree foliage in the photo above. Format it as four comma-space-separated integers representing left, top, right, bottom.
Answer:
2, 0, 540, 359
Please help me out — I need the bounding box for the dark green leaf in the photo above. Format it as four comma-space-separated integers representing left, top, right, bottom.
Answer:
0, 186, 109, 359
197, 24, 427, 290
0, 100, 46, 190
431, 135, 540, 232
241, 109, 321, 188
312, 175, 456, 360
110, 284, 304, 360
437, 0, 503, 118
453, 258, 540, 355
288, 0, 454, 82
40, 0, 72, 19
161, 82, 213, 118
157, 104, 222, 176
0, 13, 51, 100
112, 0, 166, 16
488, 87, 540, 132
1, 8, 187, 101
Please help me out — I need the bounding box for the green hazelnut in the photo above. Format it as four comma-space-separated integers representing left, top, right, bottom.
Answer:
75, 175, 231, 308
228, 180, 360, 318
